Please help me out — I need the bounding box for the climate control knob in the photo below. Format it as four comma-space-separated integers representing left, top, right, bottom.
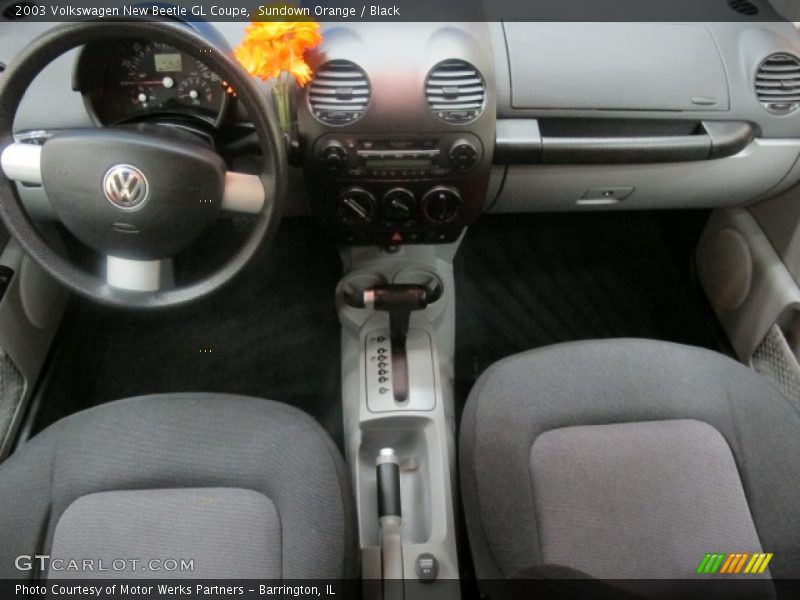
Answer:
319, 140, 348, 175
421, 186, 462, 225
448, 139, 479, 171
338, 188, 376, 227
382, 188, 416, 220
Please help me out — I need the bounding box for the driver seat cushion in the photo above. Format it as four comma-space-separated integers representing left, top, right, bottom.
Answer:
48, 488, 282, 579
0, 393, 358, 579
459, 339, 800, 582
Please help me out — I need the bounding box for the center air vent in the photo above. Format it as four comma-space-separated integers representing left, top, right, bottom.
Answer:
307, 60, 370, 126
755, 53, 800, 115
727, 0, 759, 16
426, 60, 486, 124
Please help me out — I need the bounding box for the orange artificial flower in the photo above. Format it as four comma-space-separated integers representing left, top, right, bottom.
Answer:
234, 14, 322, 87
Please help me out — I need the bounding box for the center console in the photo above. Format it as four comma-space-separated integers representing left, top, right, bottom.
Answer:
297, 23, 496, 247
336, 244, 461, 597
300, 23, 496, 598
308, 132, 486, 245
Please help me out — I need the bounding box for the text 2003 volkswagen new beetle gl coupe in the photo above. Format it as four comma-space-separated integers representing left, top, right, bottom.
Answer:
0, 1, 799, 598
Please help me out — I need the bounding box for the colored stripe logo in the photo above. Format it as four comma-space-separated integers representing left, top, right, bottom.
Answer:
696, 552, 772, 575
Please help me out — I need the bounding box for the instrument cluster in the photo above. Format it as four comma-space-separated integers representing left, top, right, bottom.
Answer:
75, 39, 232, 126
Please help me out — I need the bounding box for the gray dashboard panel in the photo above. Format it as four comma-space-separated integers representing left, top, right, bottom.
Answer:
505, 23, 729, 112
491, 139, 800, 212
0, 24, 91, 131
489, 20, 800, 210
493, 22, 800, 139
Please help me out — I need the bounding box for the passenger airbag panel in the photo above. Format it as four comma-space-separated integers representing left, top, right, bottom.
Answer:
504, 23, 729, 112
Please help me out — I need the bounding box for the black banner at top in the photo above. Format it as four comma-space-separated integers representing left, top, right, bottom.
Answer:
1, 0, 798, 23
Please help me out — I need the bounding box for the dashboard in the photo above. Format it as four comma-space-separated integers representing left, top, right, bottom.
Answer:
2, 11, 800, 244
297, 23, 496, 245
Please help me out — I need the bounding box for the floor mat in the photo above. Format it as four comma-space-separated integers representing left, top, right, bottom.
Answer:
32, 218, 346, 447
454, 211, 726, 394
34, 211, 723, 449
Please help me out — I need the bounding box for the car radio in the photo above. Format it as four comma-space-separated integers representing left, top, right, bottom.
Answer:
304, 132, 489, 246
313, 133, 482, 180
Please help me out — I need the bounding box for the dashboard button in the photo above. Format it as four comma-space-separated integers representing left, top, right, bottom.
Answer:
448, 139, 479, 171
421, 186, 462, 225
381, 188, 416, 221
337, 188, 376, 227
320, 140, 348, 175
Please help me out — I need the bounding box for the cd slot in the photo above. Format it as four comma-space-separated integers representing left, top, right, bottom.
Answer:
357, 149, 441, 159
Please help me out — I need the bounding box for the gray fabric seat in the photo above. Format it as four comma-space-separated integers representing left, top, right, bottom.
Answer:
0, 393, 358, 579
460, 340, 800, 591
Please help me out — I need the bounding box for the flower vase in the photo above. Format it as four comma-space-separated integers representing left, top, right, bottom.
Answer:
272, 77, 293, 139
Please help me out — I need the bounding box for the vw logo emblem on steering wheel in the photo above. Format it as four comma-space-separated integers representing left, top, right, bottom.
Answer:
103, 164, 150, 211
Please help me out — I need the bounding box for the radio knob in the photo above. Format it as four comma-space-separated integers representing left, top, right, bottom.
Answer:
422, 186, 462, 225
448, 139, 479, 171
382, 188, 416, 220
320, 140, 348, 175
338, 188, 376, 227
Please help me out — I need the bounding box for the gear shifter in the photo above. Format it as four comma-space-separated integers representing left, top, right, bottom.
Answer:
363, 284, 430, 403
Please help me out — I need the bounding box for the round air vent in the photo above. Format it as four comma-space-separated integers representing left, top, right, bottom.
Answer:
425, 59, 486, 124
307, 60, 370, 126
755, 53, 800, 115
727, 0, 759, 16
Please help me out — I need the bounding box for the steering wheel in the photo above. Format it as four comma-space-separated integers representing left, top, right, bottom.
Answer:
0, 21, 287, 309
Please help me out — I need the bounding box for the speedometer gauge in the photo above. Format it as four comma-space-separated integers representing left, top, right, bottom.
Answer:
77, 39, 231, 126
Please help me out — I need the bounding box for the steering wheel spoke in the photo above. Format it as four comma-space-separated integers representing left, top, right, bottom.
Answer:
222, 171, 266, 214
106, 255, 162, 292
1, 142, 42, 185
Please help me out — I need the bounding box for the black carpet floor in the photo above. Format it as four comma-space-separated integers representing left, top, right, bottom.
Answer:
453, 211, 727, 395
32, 218, 345, 447
33, 211, 724, 452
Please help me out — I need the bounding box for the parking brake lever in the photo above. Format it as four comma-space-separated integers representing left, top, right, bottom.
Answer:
377, 448, 403, 593
364, 285, 429, 403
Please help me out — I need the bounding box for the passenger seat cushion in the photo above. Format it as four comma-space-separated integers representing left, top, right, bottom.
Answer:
530, 420, 765, 580
459, 339, 800, 580
0, 394, 358, 579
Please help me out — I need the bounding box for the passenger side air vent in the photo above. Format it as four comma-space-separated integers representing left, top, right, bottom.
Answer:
425, 60, 486, 124
755, 54, 800, 115
727, 0, 759, 16
307, 60, 370, 126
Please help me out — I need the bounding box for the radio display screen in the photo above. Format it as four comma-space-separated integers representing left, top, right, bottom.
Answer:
365, 157, 433, 169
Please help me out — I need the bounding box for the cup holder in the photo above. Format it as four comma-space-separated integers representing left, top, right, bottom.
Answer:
392, 267, 444, 304
339, 267, 445, 309
339, 273, 389, 308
